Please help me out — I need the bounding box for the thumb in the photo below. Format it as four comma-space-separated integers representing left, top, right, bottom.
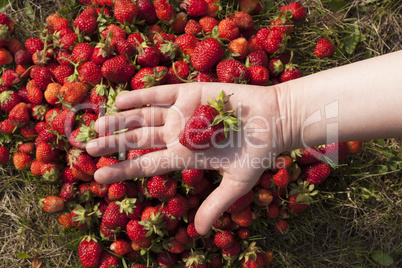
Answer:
194, 175, 253, 235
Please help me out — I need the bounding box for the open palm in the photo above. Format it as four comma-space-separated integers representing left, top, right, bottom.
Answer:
86, 82, 285, 234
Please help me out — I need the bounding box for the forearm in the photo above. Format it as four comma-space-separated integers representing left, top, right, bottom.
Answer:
277, 50, 402, 151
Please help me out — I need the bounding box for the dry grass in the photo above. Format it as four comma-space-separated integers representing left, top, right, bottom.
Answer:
0, 0, 401, 267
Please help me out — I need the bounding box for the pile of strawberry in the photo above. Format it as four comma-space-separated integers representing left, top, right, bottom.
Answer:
0, 0, 362, 267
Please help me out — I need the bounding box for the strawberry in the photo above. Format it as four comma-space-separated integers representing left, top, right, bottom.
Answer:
265, 29, 286, 54
9, 102, 30, 126
273, 169, 290, 188
270, 16, 294, 35
13, 49, 32, 65
126, 219, 150, 243
34, 67, 52, 90
36, 142, 57, 163
0, 47, 12, 65
292, 147, 321, 165
228, 37, 248, 60
167, 239, 185, 254
214, 230, 235, 249
117, 198, 142, 220
52, 109, 75, 136
154, 0, 175, 24
0, 146, 9, 164
96, 156, 120, 169
199, 16, 219, 33
101, 24, 126, 44
78, 236, 102, 268
280, 2, 306, 22
137, 0, 157, 24
20, 124, 38, 139
59, 81, 89, 106
0, 119, 14, 134
279, 63, 302, 82
166, 61, 189, 84
167, 194, 189, 217
226, 190, 254, 214
60, 182, 76, 201
114, 0, 139, 24
274, 219, 288, 233
112, 37, 136, 56
222, 239, 241, 258
319, 142, 349, 162
157, 252, 178, 267
187, 222, 200, 238
43, 82, 62, 105
74, 8, 98, 34
247, 65, 269, 86
174, 33, 199, 56
191, 38, 224, 71
302, 162, 331, 185
314, 38, 335, 59
172, 11, 188, 33
40, 195, 65, 213
182, 169, 203, 187
101, 55, 135, 83
46, 13, 69, 31
110, 238, 132, 256
182, 0, 208, 16
102, 201, 129, 230
68, 148, 96, 175
346, 140, 363, 155
216, 59, 250, 83
72, 43, 94, 63
69, 123, 98, 149
58, 211, 72, 229
57, 50, 73, 65
266, 203, 279, 219
130, 67, 165, 90
232, 11, 254, 30
2, 70, 20, 86
287, 194, 309, 214
59, 32, 78, 50
175, 226, 193, 245
272, 154, 293, 172
77, 61, 102, 85
27, 86, 43, 104
147, 175, 177, 199
185, 19, 202, 35
179, 91, 239, 151
218, 19, 240, 40
98, 252, 120, 268
6, 37, 24, 55
137, 45, 160, 68
231, 206, 253, 227
195, 70, 219, 82
0, 90, 21, 112
89, 180, 109, 198
255, 188, 273, 206
108, 182, 127, 201
25, 38, 44, 54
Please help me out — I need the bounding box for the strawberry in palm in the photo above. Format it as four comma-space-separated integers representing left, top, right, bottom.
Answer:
179, 91, 240, 151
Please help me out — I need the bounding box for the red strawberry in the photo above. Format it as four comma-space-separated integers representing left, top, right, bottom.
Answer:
46, 13, 69, 31
110, 238, 132, 256
232, 11, 254, 30
0, 48, 14, 65
187, 222, 200, 238
266, 203, 279, 219
53, 65, 74, 85
0, 119, 15, 134
167, 194, 189, 217
131, 67, 159, 90
40, 195, 65, 213
36, 142, 57, 163
222, 239, 241, 258
58, 211, 72, 229
346, 141, 363, 155
319, 142, 349, 162
185, 19, 202, 35
126, 219, 150, 243
59, 32, 78, 50
154, 0, 175, 24
78, 236, 102, 268
293, 147, 321, 165
74, 8, 97, 34
137, 45, 160, 68
98, 252, 120, 268
228, 37, 248, 60
216, 59, 250, 83
218, 19, 240, 40
287, 194, 309, 214
314, 38, 335, 59
68, 148, 96, 175
166, 61, 189, 84
179, 91, 239, 151
9, 102, 29, 126
77, 61, 102, 85
101, 24, 126, 44
72, 43, 94, 63
60, 182, 76, 201
112, 37, 136, 56
273, 169, 290, 188
214, 230, 235, 249
116, 198, 142, 220
51, 109, 75, 136
147, 175, 177, 199
199, 16, 219, 33
101, 55, 135, 83
302, 162, 331, 185
265, 29, 286, 54
279, 63, 302, 82
255, 188, 273, 206
2, 70, 20, 86
13, 49, 32, 65
27, 86, 43, 104
174, 33, 199, 56
182, 0, 207, 16
137, 0, 157, 24
274, 219, 288, 233
280, 2, 306, 22
96, 156, 120, 169
172, 12, 188, 33
114, 0, 139, 24
231, 206, 253, 227
0, 146, 9, 164
59, 81, 90, 106
34, 67, 52, 90
0, 90, 21, 112
102, 201, 129, 230
247, 65, 269, 86
195, 70, 219, 82
182, 169, 203, 187
191, 38, 224, 71
25, 38, 44, 54
270, 16, 294, 35
108, 182, 127, 201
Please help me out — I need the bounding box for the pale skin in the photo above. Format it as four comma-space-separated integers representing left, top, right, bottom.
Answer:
86, 50, 402, 235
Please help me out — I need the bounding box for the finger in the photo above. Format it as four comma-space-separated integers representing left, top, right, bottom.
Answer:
86, 126, 165, 157
194, 176, 252, 235
116, 85, 179, 109
94, 106, 169, 134
94, 149, 178, 184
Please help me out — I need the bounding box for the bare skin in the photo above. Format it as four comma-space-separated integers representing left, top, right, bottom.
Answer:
86, 50, 402, 235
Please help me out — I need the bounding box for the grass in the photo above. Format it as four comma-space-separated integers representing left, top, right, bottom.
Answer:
0, 0, 401, 267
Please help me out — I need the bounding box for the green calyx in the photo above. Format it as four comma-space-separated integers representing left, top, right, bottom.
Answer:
75, 121, 98, 145
116, 198, 138, 215
208, 90, 240, 137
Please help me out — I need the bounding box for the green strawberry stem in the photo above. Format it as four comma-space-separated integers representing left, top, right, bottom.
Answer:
208, 90, 240, 137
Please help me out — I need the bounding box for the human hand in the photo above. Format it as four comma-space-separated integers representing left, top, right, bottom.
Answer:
86, 82, 287, 235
